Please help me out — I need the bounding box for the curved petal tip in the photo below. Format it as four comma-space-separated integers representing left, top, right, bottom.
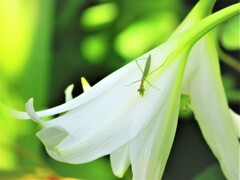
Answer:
25, 98, 47, 126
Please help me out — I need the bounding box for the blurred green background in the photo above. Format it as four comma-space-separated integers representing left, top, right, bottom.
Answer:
0, 0, 239, 179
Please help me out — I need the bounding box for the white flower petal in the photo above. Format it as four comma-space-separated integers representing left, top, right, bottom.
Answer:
37, 126, 69, 151
81, 77, 131, 178
129, 98, 180, 180
25, 98, 49, 127
129, 57, 185, 180
110, 144, 130, 178
130, 97, 181, 180
37, 126, 69, 162
229, 109, 240, 138
64, 84, 74, 102
182, 35, 239, 180
79, 73, 132, 177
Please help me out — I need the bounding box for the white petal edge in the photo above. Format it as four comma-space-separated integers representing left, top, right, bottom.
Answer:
110, 144, 130, 178
25, 98, 49, 127
229, 108, 240, 138
64, 84, 74, 102
36, 126, 69, 162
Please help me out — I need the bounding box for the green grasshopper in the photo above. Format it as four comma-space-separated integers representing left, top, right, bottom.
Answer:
128, 53, 171, 96
129, 55, 160, 97
137, 55, 153, 96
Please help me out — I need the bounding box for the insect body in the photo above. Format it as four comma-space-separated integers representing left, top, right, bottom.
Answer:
137, 55, 151, 96
127, 53, 166, 97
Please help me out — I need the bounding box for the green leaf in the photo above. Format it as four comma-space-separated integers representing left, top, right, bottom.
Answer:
193, 164, 226, 180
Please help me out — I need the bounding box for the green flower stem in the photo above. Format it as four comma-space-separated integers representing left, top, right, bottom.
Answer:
176, 3, 240, 50
218, 47, 240, 72
176, 0, 216, 31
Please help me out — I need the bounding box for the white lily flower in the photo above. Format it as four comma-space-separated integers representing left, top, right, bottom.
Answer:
182, 34, 239, 180
25, 43, 188, 167
10, 1, 240, 179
